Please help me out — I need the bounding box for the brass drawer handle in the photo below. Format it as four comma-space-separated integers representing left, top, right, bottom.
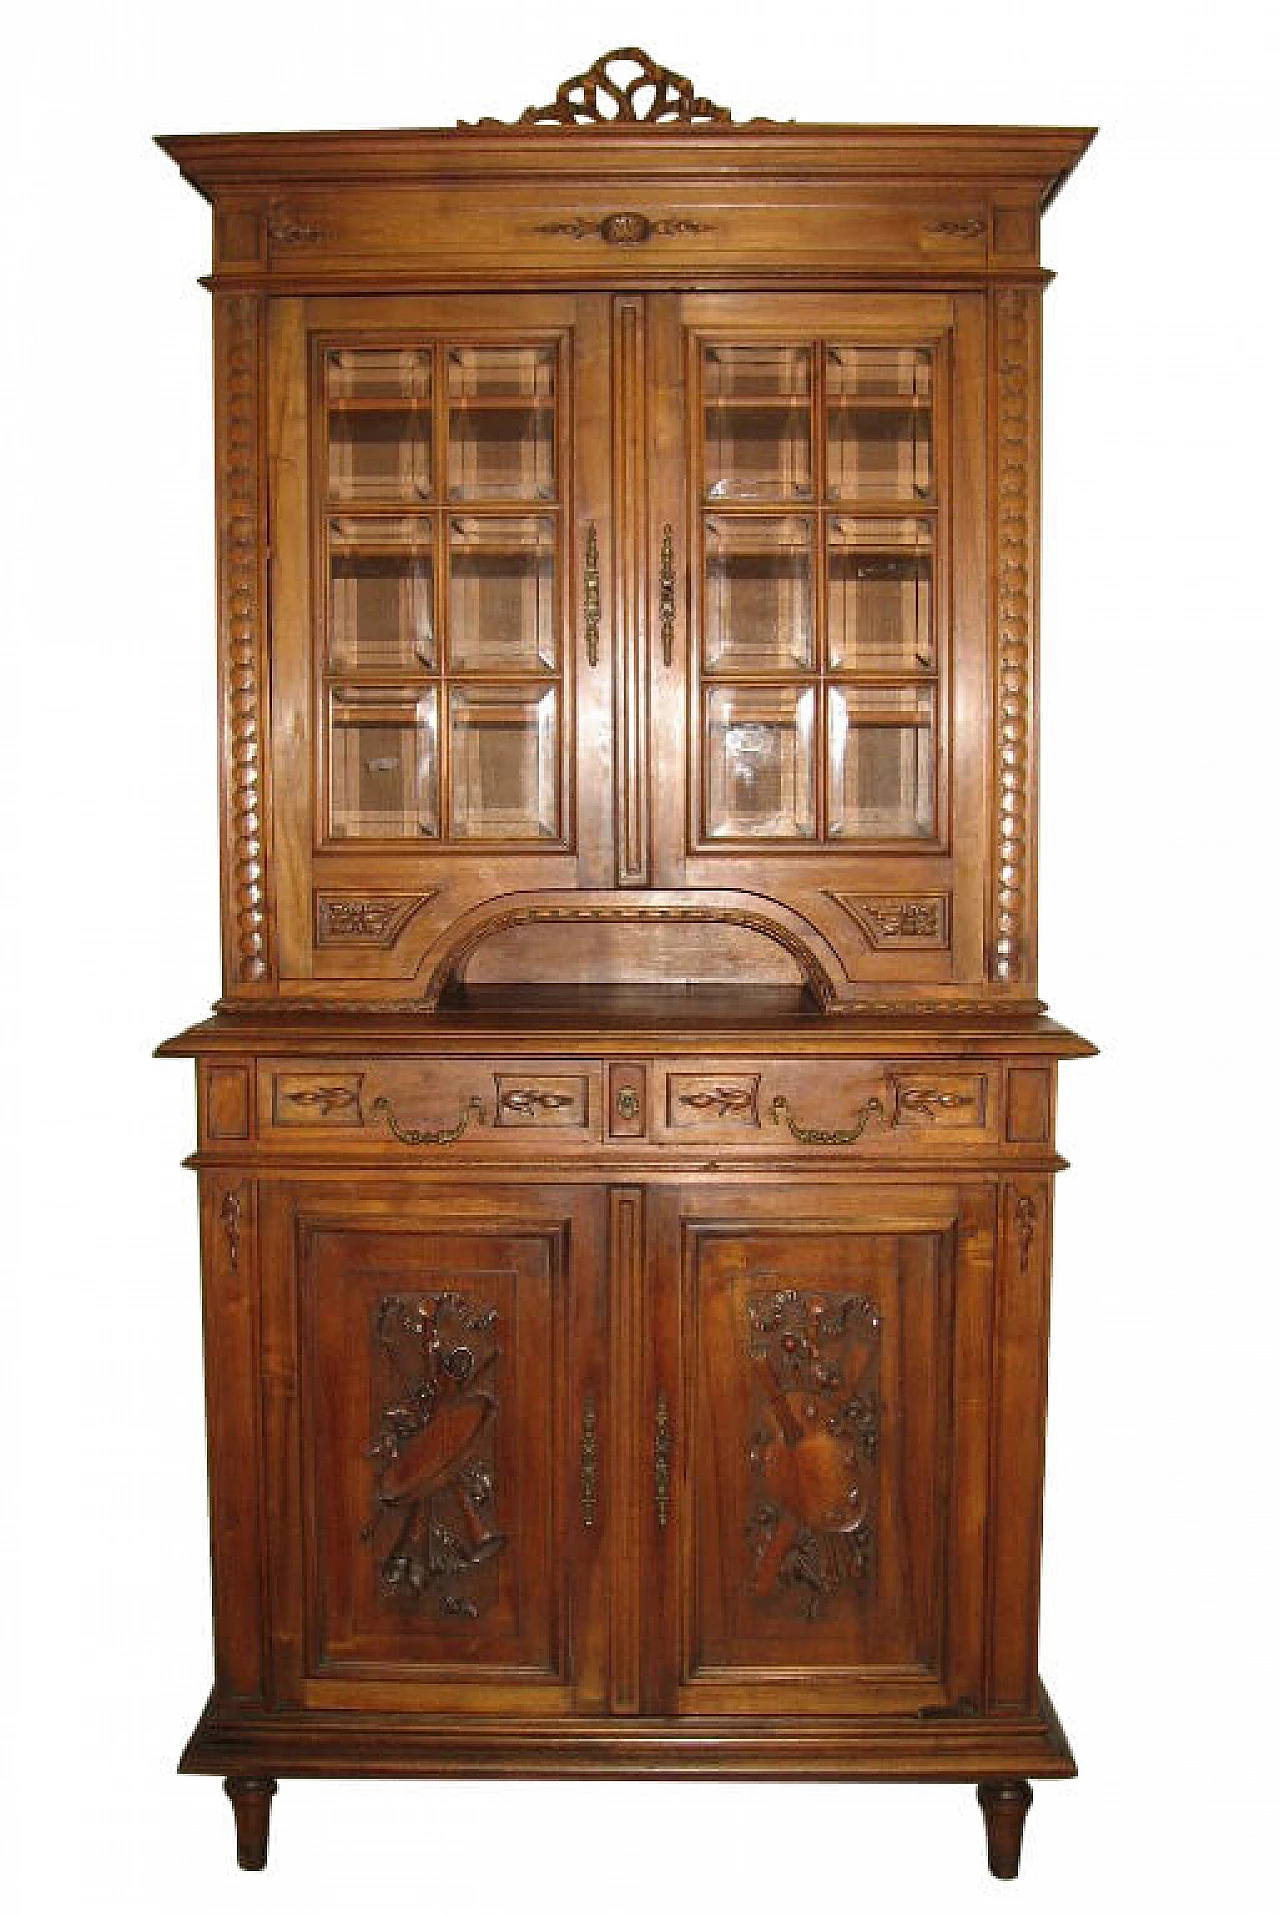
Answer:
659, 524, 676, 665
771, 1093, 884, 1146
498, 1087, 576, 1117
370, 1094, 485, 1146
654, 1390, 672, 1529
584, 521, 600, 666
580, 1394, 598, 1529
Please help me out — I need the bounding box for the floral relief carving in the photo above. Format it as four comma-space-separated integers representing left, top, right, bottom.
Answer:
315, 893, 432, 948
828, 893, 950, 950
533, 213, 713, 244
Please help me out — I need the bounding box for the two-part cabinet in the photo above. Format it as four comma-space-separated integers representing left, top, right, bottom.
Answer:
158, 50, 1095, 1880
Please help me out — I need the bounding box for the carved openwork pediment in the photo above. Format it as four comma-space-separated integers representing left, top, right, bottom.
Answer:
463, 47, 734, 128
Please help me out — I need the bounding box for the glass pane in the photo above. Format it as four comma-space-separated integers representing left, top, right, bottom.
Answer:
703, 345, 812, 501
447, 346, 556, 501
329, 686, 438, 838
828, 685, 935, 838
826, 347, 932, 501
449, 685, 559, 839
448, 516, 556, 671
326, 349, 432, 502
328, 519, 435, 672
827, 518, 933, 671
703, 516, 814, 672
704, 685, 816, 839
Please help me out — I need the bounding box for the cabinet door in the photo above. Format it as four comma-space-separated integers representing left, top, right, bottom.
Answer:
259, 1183, 607, 1714
268, 294, 613, 992
648, 292, 988, 990
645, 1183, 994, 1716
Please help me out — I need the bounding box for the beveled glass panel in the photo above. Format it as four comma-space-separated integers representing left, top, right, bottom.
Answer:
826, 346, 933, 501
828, 685, 935, 838
703, 345, 813, 501
827, 518, 934, 671
329, 685, 438, 838
448, 516, 557, 671
449, 684, 559, 839
326, 349, 432, 502
328, 519, 435, 672
704, 685, 816, 839
447, 346, 556, 501
703, 516, 814, 672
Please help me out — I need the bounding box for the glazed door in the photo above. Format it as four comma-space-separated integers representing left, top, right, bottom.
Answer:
642, 1183, 995, 1716
648, 293, 989, 991
260, 1182, 607, 1714
268, 293, 613, 991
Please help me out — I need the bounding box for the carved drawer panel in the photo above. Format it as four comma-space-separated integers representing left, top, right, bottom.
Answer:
652, 1060, 994, 1153
260, 1059, 602, 1151
272, 1071, 366, 1127
888, 1073, 988, 1130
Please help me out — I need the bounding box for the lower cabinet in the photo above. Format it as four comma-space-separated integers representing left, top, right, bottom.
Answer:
192, 1164, 1070, 1874
231, 1177, 1000, 1721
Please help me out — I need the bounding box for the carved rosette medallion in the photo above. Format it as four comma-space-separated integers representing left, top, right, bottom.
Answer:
993, 289, 1037, 984
362, 1293, 505, 1620
745, 1288, 880, 1619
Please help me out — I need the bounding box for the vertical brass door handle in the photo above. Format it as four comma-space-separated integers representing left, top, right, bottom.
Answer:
654, 1389, 672, 1528
659, 524, 676, 666
584, 521, 601, 666
580, 1393, 598, 1528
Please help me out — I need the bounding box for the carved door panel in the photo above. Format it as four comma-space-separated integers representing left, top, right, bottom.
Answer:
646, 1183, 994, 1716
267, 292, 614, 996
647, 292, 989, 991
261, 1183, 607, 1714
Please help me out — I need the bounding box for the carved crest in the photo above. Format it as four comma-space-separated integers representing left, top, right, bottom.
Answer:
465, 48, 733, 128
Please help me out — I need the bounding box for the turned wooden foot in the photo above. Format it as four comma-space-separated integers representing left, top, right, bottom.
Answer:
977, 1779, 1033, 1879
223, 1777, 277, 1870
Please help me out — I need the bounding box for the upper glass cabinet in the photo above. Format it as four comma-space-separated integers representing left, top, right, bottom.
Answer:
320, 340, 566, 844
695, 336, 941, 845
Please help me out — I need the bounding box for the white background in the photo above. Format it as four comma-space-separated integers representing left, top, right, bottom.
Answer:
3, 2, 1277, 1909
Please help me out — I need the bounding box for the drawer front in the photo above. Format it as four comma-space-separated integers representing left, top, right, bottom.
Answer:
653, 1060, 994, 1153
259, 1059, 602, 1151
239, 1057, 1012, 1158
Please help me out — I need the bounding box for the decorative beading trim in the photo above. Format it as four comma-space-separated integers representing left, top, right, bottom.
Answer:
217, 295, 270, 985
992, 290, 1037, 985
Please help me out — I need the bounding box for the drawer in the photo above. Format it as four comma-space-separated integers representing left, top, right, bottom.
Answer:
258, 1059, 603, 1151
653, 1060, 994, 1152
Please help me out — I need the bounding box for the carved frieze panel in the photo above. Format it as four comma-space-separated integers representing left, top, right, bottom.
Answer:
362, 1291, 505, 1621
827, 891, 951, 951
315, 893, 433, 949
745, 1287, 880, 1619
272, 1072, 365, 1126
667, 1073, 761, 1128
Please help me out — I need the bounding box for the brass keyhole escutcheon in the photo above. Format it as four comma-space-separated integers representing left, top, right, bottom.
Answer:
615, 1086, 641, 1122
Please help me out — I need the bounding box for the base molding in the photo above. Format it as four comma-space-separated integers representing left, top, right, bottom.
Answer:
182, 1681, 1074, 1784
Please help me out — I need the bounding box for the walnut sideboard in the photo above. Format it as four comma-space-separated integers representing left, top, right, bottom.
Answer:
157, 48, 1095, 1879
